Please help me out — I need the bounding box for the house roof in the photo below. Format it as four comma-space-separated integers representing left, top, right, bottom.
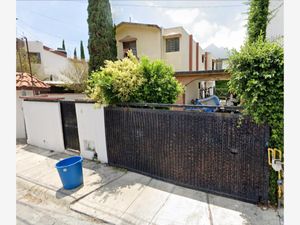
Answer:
43, 46, 67, 58
118, 35, 138, 42
16, 72, 50, 90
162, 32, 182, 39
116, 22, 161, 30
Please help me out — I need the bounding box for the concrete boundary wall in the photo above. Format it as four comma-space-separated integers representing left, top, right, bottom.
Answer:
75, 103, 108, 163
16, 90, 34, 139
22, 100, 65, 152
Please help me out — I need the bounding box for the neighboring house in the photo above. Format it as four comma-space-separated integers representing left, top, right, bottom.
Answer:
215, 58, 229, 70
116, 22, 216, 71
17, 38, 73, 82
116, 22, 218, 103
267, 0, 283, 42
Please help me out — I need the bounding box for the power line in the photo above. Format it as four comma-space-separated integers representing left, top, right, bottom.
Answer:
16, 0, 283, 1
17, 18, 80, 44
17, 7, 85, 31
111, 4, 246, 8
17, 21, 87, 57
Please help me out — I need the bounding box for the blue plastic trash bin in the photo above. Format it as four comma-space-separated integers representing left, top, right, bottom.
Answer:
55, 156, 83, 190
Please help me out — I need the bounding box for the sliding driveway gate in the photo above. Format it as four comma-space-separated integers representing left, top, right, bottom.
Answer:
104, 107, 270, 203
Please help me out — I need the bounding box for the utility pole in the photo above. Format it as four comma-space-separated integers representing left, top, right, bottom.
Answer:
16, 39, 23, 73
16, 17, 24, 73
23, 36, 35, 94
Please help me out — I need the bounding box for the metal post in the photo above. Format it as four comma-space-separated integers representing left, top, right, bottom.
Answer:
24, 36, 35, 95
16, 39, 23, 73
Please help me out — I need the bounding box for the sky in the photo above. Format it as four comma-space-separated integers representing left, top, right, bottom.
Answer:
16, 0, 252, 59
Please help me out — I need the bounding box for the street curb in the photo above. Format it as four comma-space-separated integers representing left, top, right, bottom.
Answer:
17, 176, 75, 206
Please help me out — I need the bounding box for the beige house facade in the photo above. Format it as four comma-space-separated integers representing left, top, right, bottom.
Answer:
116, 22, 215, 72
116, 22, 218, 104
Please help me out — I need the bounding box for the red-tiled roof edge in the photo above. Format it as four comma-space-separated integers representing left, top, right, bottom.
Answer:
43, 46, 67, 58
16, 72, 51, 90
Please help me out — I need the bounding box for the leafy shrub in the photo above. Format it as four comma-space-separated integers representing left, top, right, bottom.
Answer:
215, 80, 230, 99
139, 57, 183, 104
227, 37, 283, 204
86, 51, 183, 104
86, 51, 144, 104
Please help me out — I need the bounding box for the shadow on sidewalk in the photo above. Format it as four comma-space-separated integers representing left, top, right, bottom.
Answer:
17, 141, 281, 225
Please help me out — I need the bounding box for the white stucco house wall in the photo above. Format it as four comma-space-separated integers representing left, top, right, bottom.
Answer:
24, 40, 73, 82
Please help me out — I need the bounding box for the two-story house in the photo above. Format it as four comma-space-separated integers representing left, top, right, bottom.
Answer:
116, 22, 217, 103
17, 38, 73, 82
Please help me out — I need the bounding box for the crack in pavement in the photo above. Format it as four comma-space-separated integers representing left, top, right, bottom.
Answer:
206, 194, 214, 225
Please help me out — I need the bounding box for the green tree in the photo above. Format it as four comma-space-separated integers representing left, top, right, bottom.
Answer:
62, 39, 66, 50
227, 37, 283, 205
247, 0, 270, 43
74, 48, 77, 60
139, 57, 183, 104
87, 0, 117, 75
80, 40, 85, 60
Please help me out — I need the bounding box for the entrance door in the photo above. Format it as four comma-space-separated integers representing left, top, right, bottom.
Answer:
60, 101, 80, 151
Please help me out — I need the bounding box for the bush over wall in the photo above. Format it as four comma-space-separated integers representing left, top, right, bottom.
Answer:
86, 51, 183, 105
227, 37, 283, 204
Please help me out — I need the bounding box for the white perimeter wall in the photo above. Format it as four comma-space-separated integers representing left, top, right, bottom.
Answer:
22, 101, 65, 152
75, 103, 108, 163
16, 90, 33, 139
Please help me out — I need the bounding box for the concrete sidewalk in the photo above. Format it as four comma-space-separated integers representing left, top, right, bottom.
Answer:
16, 142, 282, 225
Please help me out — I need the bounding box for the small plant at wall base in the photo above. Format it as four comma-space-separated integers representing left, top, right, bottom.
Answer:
86, 50, 183, 105
227, 37, 283, 205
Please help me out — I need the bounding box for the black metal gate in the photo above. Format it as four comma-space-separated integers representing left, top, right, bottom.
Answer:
105, 107, 270, 204
60, 101, 80, 151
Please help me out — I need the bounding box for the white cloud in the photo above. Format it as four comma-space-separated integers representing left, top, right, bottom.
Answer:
191, 13, 247, 50
204, 25, 246, 50
192, 20, 219, 40
164, 9, 203, 25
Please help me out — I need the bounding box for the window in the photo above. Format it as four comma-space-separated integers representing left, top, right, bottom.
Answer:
166, 37, 179, 52
216, 61, 222, 70
29, 52, 41, 64
202, 54, 205, 63
123, 41, 137, 57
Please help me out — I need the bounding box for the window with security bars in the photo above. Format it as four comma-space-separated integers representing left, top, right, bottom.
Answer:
123, 41, 137, 57
29, 52, 41, 64
166, 37, 179, 52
